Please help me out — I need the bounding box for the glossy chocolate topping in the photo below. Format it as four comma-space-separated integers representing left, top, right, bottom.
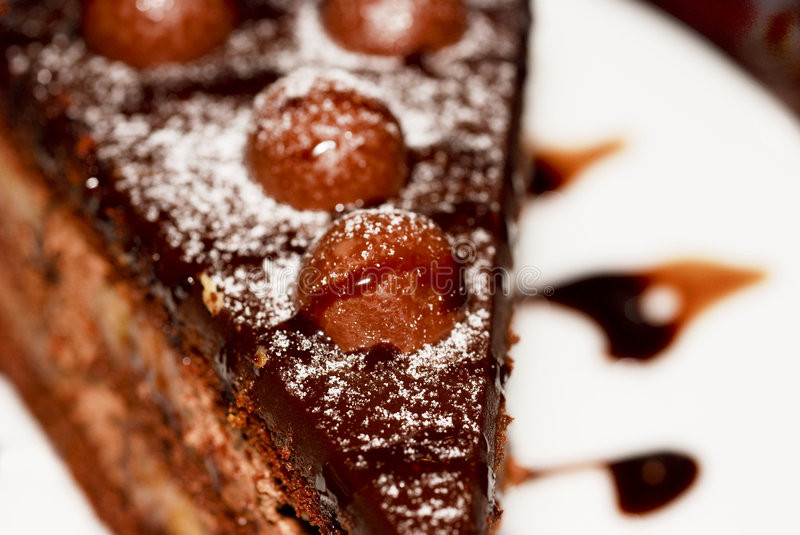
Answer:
0, 0, 529, 533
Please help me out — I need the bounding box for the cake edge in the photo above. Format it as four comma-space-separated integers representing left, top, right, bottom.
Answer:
0, 130, 327, 535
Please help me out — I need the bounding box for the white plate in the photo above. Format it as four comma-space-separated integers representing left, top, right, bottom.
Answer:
504, 0, 800, 533
3, 0, 800, 533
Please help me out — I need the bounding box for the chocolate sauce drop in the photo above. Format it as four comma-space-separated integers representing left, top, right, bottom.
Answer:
609, 451, 699, 515
522, 261, 763, 361
529, 139, 623, 195
545, 273, 676, 360
504, 451, 700, 516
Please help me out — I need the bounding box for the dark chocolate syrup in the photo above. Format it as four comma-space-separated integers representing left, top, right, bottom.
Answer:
609, 451, 699, 515
543, 273, 676, 360
529, 139, 623, 195
506, 451, 699, 516
520, 261, 763, 361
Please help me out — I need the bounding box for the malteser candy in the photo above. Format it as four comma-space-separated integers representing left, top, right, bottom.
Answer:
82, 0, 236, 68
296, 209, 466, 353
322, 0, 466, 56
248, 71, 408, 212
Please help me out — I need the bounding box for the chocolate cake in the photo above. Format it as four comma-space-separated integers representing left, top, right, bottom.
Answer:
0, 1, 530, 533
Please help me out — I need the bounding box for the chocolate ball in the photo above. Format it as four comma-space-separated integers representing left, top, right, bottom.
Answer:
322, 0, 467, 56
296, 209, 467, 353
82, 0, 237, 68
248, 71, 408, 212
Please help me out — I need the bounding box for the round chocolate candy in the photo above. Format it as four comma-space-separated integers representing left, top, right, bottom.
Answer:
82, 0, 237, 68
321, 0, 467, 57
296, 209, 467, 353
248, 71, 408, 212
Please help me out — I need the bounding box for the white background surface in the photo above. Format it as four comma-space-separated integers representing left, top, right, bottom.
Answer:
3, 0, 800, 533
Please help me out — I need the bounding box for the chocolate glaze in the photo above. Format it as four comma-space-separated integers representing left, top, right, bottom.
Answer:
506, 451, 699, 516
521, 261, 762, 361
645, 0, 800, 115
0, 1, 530, 533
528, 140, 623, 195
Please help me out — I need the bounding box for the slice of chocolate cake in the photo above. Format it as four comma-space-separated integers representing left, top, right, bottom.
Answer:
0, 1, 530, 533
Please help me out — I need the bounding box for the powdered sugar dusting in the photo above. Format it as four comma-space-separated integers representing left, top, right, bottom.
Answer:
265, 66, 384, 103
1, 0, 527, 529
376, 472, 472, 534
256, 226, 498, 528
95, 95, 328, 267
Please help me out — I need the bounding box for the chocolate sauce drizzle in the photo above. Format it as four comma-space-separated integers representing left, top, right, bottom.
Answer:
506, 451, 699, 516
528, 139, 623, 195
609, 451, 699, 515
521, 260, 763, 361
